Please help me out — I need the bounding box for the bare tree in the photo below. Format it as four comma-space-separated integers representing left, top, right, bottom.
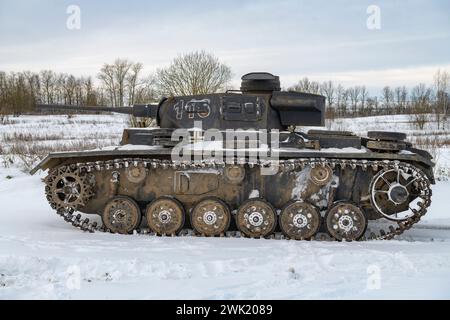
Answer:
309, 81, 320, 94
290, 77, 320, 94
394, 86, 408, 113
366, 97, 377, 115
289, 77, 308, 92
84, 77, 98, 106
134, 75, 158, 103
98, 64, 116, 106
320, 81, 335, 109
126, 62, 143, 105
382, 86, 394, 112
40, 70, 56, 104
347, 86, 361, 115
335, 84, 347, 117
61, 74, 77, 105
411, 83, 432, 109
434, 69, 449, 128
98, 59, 145, 106
115, 59, 132, 106
157, 51, 232, 96
0, 72, 35, 115
130, 75, 159, 128
360, 86, 368, 114
410, 83, 432, 129
23, 71, 40, 107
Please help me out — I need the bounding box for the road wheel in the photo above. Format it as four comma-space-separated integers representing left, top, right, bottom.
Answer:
146, 197, 185, 235
191, 197, 231, 236
325, 202, 367, 241
279, 201, 321, 240
236, 199, 277, 238
102, 196, 142, 234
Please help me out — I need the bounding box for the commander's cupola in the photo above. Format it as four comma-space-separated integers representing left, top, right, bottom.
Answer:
240, 72, 281, 93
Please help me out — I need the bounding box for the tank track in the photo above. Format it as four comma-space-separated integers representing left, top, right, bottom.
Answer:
45, 157, 432, 241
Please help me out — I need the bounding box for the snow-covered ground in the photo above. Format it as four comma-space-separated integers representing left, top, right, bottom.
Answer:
1, 114, 450, 299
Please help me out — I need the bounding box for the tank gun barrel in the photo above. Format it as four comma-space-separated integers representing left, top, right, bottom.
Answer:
35, 103, 159, 118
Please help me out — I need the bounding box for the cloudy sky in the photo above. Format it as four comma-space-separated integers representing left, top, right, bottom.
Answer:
0, 0, 449, 93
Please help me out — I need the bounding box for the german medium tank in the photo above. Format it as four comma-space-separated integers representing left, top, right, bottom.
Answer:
31, 72, 434, 241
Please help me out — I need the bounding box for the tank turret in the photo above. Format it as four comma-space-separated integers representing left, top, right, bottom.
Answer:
37, 72, 325, 131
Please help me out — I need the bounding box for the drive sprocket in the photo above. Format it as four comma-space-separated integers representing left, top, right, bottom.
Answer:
45, 164, 95, 212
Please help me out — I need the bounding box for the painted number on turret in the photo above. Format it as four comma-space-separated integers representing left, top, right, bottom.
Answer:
174, 99, 211, 120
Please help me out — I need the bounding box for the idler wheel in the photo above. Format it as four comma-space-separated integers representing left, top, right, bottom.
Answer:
279, 201, 321, 240
309, 165, 333, 186
146, 197, 185, 235
369, 167, 424, 221
236, 199, 277, 238
102, 196, 142, 234
325, 202, 367, 241
191, 197, 231, 236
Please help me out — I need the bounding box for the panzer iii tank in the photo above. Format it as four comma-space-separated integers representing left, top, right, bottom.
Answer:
31, 72, 434, 241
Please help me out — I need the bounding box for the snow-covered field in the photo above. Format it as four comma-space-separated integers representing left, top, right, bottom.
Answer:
1, 114, 450, 299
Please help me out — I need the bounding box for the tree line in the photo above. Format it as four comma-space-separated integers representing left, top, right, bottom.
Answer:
0, 51, 232, 115
288, 70, 449, 121
1, 50, 448, 123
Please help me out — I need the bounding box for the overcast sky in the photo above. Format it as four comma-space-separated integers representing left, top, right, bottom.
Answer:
0, 0, 449, 93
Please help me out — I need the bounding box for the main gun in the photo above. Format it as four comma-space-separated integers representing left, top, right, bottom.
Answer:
35, 103, 159, 118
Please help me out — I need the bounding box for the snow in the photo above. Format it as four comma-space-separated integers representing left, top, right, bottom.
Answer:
1, 167, 450, 299
0, 115, 127, 142
97, 144, 162, 151
0, 114, 128, 156
249, 190, 260, 199
291, 168, 310, 199
1, 114, 450, 299
279, 146, 368, 153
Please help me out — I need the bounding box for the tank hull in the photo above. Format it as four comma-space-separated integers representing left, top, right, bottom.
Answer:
36, 144, 433, 241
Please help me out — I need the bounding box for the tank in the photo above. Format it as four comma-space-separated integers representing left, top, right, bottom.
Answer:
31, 72, 434, 241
